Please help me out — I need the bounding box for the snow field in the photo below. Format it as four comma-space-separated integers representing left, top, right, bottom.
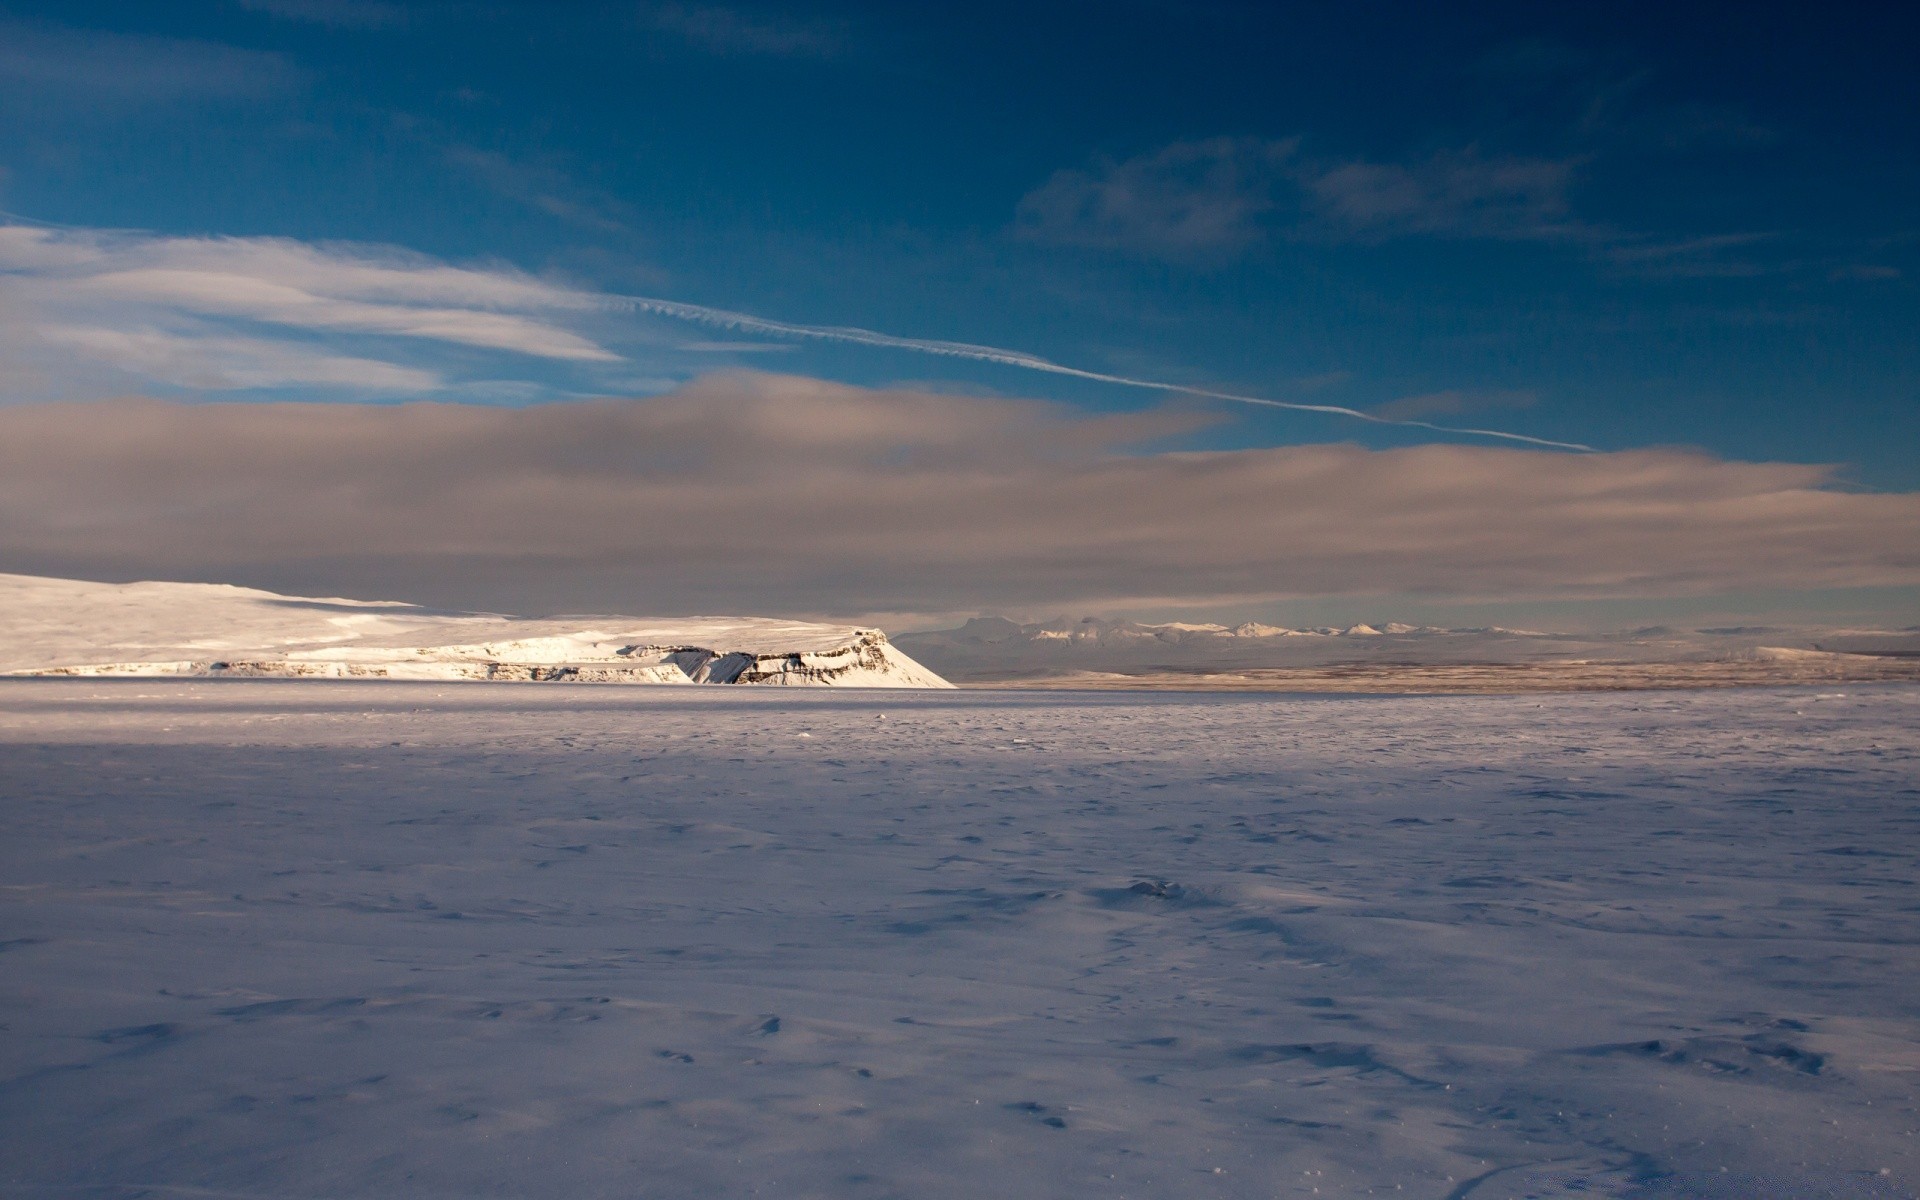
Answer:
1, 681, 1917, 1198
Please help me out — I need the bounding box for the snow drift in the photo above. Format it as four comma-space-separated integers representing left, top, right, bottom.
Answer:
0, 573, 951, 688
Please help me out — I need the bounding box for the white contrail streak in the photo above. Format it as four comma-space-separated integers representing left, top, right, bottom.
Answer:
613, 294, 1598, 452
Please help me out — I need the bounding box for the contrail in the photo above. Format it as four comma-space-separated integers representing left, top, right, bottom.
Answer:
612, 294, 1598, 452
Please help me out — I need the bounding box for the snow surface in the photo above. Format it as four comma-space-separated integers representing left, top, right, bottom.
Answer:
0, 573, 951, 688
3, 679, 1917, 1198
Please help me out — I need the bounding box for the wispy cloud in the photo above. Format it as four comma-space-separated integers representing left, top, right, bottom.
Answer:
636, 3, 850, 58
2, 375, 1912, 616
0, 19, 298, 102
1016, 138, 1590, 257
0, 223, 620, 399
1301, 150, 1585, 241
443, 146, 638, 236
31, 326, 438, 391
1019, 132, 1874, 284
0, 220, 1586, 447
1603, 232, 1784, 279
1830, 264, 1902, 282
1014, 138, 1299, 260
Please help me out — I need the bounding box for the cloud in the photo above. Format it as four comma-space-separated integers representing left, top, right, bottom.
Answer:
2, 373, 1913, 617
0, 223, 622, 400
444, 146, 638, 236
1014, 138, 1299, 260
0, 221, 1581, 447
1830, 264, 1902, 282
234, 0, 411, 28
0, 222, 1582, 448
1371, 389, 1536, 422
1017, 139, 1590, 257
636, 3, 849, 58
0, 20, 297, 102
30, 327, 439, 391
1302, 150, 1584, 241
1603, 232, 1783, 279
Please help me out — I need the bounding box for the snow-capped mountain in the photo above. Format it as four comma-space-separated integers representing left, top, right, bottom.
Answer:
0, 574, 952, 688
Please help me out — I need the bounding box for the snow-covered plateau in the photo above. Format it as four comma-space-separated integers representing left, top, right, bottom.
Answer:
0, 573, 951, 688
3, 679, 1917, 1198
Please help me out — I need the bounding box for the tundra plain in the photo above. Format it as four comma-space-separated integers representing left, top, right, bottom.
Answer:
3, 680, 1917, 1198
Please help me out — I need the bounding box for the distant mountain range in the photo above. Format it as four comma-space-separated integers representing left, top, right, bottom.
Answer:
894, 615, 1920, 687
6, 573, 1914, 693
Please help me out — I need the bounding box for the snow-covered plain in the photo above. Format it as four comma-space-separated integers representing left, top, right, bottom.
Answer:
3, 680, 1918, 1199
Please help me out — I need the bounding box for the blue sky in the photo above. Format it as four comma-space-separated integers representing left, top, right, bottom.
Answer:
1, 1, 1916, 621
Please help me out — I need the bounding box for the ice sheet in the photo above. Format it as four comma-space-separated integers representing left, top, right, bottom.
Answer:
2, 681, 1916, 1198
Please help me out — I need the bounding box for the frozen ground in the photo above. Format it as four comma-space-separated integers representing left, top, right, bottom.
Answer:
2, 680, 1918, 1199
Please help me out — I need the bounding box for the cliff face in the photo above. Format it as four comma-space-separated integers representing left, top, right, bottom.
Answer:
0, 573, 953, 689
682, 631, 949, 687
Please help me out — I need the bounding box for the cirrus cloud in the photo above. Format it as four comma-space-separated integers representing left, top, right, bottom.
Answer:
1305, 149, 1584, 241
0, 223, 622, 400
0, 19, 298, 103
1014, 137, 1301, 260
1014, 137, 1589, 259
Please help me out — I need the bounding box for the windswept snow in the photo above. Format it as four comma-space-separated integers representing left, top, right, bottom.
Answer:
1, 681, 1916, 1197
0, 573, 950, 688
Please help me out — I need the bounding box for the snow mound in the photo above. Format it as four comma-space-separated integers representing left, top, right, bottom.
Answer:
0, 573, 951, 688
